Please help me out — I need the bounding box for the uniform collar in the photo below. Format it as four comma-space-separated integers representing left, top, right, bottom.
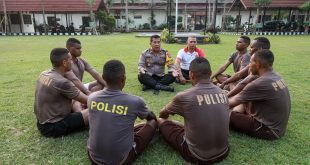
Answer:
184, 47, 198, 53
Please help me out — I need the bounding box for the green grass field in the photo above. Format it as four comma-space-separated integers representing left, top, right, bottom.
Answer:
0, 34, 309, 164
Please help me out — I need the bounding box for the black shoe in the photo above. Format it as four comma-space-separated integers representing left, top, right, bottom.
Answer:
155, 84, 174, 92
142, 85, 151, 91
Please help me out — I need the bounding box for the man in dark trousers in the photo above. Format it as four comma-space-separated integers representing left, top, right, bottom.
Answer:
87, 60, 158, 164
175, 36, 206, 84
229, 50, 291, 140
158, 57, 230, 164
34, 48, 89, 138
138, 35, 177, 94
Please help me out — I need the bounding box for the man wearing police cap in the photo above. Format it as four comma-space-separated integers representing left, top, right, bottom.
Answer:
138, 35, 177, 94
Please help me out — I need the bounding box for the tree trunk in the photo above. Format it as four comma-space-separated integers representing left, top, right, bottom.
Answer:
254, 7, 260, 32
125, 0, 129, 32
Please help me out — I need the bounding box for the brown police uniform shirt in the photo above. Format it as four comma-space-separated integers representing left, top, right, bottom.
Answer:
87, 89, 151, 165
228, 51, 250, 73
236, 71, 291, 138
163, 82, 230, 160
34, 69, 80, 124
65, 57, 92, 81
138, 48, 175, 76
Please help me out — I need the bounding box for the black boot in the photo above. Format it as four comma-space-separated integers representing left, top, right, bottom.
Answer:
155, 84, 174, 92
142, 84, 151, 91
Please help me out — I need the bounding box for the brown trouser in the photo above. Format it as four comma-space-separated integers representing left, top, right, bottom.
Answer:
230, 111, 278, 140
88, 122, 156, 165
159, 120, 229, 165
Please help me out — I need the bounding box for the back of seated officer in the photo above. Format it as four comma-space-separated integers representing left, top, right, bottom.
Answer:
87, 60, 158, 165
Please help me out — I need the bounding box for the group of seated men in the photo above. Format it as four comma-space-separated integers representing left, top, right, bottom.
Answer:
34, 35, 291, 164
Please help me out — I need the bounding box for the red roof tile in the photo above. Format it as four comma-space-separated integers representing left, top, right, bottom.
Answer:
0, 0, 103, 12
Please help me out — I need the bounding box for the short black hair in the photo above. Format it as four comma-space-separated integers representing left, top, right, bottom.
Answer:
240, 36, 251, 46
50, 48, 69, 67
66, 38, 81, 47
150, 34, 160, 43
189, 57, 212, 79
254, 49, 274, 68
254, 37, 270, 49
103, 60, 125, 84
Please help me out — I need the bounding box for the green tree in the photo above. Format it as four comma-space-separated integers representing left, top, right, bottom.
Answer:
98, 10, 115, 33
300, 1, 310, 32
85, 0, 96, 22
85, 0, 97, 34
300, 1, 310, 22
105, 0, 114, 14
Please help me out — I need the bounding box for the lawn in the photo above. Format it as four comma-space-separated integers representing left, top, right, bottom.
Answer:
0, 33, 309, 164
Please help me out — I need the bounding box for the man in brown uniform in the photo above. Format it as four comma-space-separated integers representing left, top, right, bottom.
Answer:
220, 37, 270, 92
159, 57, 230, 164
87, 60, 158, 164
211, 36, 251, 89
34, 48, 89, 138
64, 38, 106, 95
229, 50, 291, 140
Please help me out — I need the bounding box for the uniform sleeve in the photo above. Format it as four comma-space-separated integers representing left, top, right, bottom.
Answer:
81, 58, 93, 72
53, 80, 80, 99
163, 94, 185, 117
236, 79, 273, 103
176, 49, 183, 60
197, 48, 206, 58
136, 97, 151, 119
138, 52, 146, 70
228, 52, 236, 63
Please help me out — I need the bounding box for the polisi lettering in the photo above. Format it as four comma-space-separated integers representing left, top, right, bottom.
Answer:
91, 101, 128, 115
197, 93, 227, 106
272, 79, 287, 91
38, 75, 53, 86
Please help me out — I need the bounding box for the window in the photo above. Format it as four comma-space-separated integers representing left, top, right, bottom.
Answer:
82, 17, 91, 27
10, 14, 21, 24
47, 16, 56, 26
134, 15, 142, 19
114, 16, 126, 19
23, 15, 32, 24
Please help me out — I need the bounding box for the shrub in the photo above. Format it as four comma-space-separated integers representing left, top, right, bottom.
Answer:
160, 28, 176, 43
142, 23, 150, 29
205, 33, 221, 44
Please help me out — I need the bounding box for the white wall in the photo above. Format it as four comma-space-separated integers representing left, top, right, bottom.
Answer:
9, 13, 35, 33
113, 9, 167, 29
34, 13, 89, 29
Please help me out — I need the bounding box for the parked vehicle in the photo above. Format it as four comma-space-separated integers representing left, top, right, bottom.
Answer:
263, 20, 286, 31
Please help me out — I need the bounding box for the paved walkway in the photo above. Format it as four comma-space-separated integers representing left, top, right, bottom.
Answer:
136, 31, 207, 37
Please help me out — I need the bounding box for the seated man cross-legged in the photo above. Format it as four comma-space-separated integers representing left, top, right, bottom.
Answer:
34, 48, 89, 138
159, 57, 230, 164
175, 36, 206, 84
64, 38, 106, 95
87, 60, 158, 165
211, 36, 251, 90
229, 50, 291, 140
138, 35, 177, 94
